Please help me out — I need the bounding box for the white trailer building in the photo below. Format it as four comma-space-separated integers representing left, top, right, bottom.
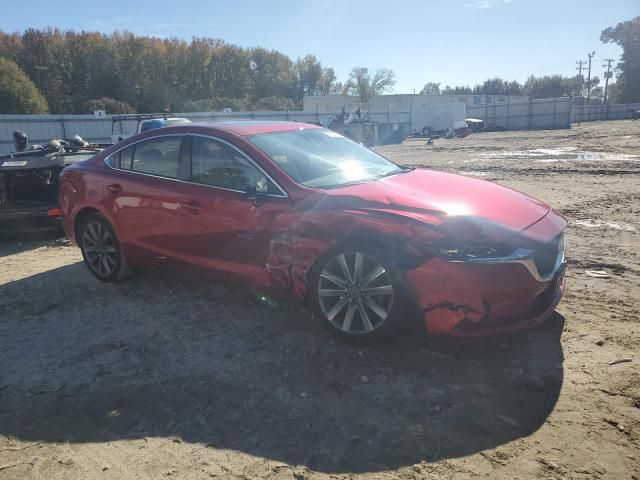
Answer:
302, 94, 529, 114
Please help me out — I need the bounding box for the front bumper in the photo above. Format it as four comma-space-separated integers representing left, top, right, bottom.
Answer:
406, 257, 565, 338
406, 221, 566, 338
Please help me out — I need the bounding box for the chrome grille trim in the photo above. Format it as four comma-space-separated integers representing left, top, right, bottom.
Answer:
449, 233, 565, 283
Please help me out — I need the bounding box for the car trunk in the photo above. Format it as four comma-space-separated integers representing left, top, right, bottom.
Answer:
1, 149, 99, 234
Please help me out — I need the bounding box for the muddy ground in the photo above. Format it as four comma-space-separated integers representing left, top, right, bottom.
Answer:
1, 119, 639, 479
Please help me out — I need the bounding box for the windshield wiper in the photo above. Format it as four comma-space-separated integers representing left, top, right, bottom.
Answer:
377, 167, 413, 179
322, 179, 372, 189
316, 168, 414, 189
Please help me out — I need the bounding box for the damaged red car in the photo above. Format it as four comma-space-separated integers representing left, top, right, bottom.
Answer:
59, 121, 566, 342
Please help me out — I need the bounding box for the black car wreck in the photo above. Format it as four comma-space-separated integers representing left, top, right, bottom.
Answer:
0, 135, 105, 235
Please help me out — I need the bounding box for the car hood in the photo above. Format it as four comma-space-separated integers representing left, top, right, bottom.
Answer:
320, 169, 552, 240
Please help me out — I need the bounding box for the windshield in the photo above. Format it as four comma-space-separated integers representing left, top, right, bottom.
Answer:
248, 128, 402, 188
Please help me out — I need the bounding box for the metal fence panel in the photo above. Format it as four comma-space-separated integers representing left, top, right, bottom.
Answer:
571, 103, 640, 122
0, 111, 414, 154
466, 98, 572, 130
3, 100, 637, 153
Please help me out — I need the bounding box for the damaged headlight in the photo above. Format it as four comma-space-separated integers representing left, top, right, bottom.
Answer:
438, 245, 516, 262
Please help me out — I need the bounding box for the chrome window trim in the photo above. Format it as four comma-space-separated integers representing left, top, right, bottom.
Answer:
103, 133, 289, 199
449, 233, 565, 283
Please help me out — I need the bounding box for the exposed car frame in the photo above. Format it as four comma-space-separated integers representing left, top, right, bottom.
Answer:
1, 143, 104, 235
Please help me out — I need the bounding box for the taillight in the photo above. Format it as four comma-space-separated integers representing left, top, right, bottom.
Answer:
47, 208, 62, 217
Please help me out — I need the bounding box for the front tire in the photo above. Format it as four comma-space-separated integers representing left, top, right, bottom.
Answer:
310, 246, 405, 343
79, 213, 132, 282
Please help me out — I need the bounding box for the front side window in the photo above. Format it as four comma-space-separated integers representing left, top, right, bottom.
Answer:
247, 128, 401, 189
130, 137, 182, 178
191, 136, 277, 194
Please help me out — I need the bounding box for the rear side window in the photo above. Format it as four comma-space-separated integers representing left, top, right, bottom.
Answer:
191, 136, 277, 194
117, 146, 134, 169
130, 137, 182, 178
107, 146, 133, 169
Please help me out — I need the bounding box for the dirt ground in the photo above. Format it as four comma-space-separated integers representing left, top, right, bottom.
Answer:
1, 119, 639, 479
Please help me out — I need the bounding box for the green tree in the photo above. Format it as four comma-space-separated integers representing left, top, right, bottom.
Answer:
248, 47, 297, 101
606, 81, 622, 103
207, 43, 252, 99
0, 57, 48, 113
180, 97, 252, 112
441, 85, 473, 95
420, 82, 441, 95
295, 54, 323, 98
522, 75, 581, 99
82, 97, 134, 114
343, 67, 396, 112
0, 31, 22, 63
584, 76, 603, 103
19, 28, 75, 113
254, 96, 297, 111
473, 77, 523, 95
0, 28, 355, 113
601, 16, 640, 102
318, 67, 341, 95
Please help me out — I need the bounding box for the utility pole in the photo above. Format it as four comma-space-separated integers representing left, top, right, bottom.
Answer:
602, 58, 614, 104
576, 60, 586, 104
586, 51, 596, 104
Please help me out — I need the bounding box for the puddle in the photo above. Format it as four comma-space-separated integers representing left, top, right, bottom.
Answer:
476, 148, 639, 163
573, 219, 636, 231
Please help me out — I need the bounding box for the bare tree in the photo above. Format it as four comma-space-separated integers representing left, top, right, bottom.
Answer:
343, 67, 396, 113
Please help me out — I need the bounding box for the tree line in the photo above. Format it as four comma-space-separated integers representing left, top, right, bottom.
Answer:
0, 28, 343, 114
420, 74, 612, 102
0, 17, 637, 115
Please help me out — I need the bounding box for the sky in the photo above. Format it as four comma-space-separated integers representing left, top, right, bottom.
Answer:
1, 0, 637, 93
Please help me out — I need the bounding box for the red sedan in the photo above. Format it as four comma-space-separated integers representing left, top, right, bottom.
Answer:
59, 121, 566, 342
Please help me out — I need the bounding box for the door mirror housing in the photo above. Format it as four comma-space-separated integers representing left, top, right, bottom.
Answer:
245, 185, 267, 206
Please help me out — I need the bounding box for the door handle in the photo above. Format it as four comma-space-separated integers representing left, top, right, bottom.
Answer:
179, 199, 204, 214
105, 183, 122, 193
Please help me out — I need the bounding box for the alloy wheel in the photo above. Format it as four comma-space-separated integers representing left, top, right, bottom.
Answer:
82, 220, 118, 277
317, 252, 394, 335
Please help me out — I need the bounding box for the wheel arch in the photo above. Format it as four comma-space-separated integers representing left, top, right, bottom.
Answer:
71, 195, 121, 244
73, 206, 102, 244
302, 228, 423, 318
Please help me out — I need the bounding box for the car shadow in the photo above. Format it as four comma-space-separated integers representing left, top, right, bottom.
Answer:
0, 263, 564, 473
0, 231, 67, 258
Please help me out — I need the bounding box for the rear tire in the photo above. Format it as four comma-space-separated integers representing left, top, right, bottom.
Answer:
79, 213, 132, 282
309, 245, 406, 344
422, 126, 431, 136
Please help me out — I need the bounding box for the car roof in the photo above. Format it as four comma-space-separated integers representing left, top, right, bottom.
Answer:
186, 120, 321, 136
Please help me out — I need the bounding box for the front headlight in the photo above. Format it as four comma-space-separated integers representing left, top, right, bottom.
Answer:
439, 245, 516, 261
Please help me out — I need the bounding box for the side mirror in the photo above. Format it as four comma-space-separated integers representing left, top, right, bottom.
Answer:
245, 185, 266, 206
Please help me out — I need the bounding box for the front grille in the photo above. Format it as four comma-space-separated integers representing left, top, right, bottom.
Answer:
533, 234, 563, 277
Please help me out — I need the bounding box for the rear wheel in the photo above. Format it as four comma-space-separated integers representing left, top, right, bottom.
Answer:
79, 213, 131, 282
310, 247, 405, 343
422, 126, 431, 136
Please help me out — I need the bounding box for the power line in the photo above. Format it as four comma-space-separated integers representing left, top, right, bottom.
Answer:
602, 58, 614, 104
